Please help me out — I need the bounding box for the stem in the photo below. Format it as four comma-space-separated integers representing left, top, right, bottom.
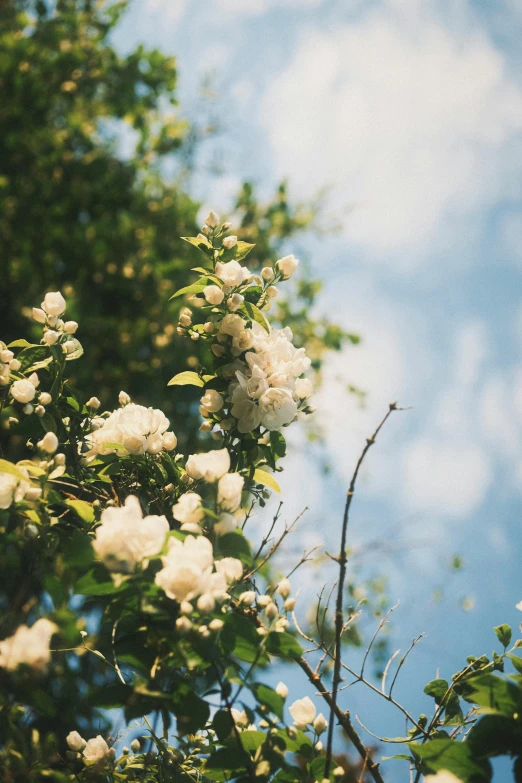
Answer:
297, 656, 385, 783
324, 402, 402, 780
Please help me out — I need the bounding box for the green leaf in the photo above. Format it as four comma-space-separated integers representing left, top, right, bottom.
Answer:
64, 337, 83, 361
270, 431, 287, 459
381, 754, 413, 761
253, 469, 281, 494
169, 280, 209, 300
192, 266, 213, 274
213, 709, 235, 742
309, 757, 326, 782
265, 632, 303, 660
218, 532, 253, 566
173, 693, 210, 736
239, 730, 265, 753
253, 683, 284, 720
494, 624, 512, 648
458, 673, 521, 717
205, 747, 250, 772
74, 567, 129, 596
16, 345, 50, 373
62, 529, 94, 568
182, 236, 213, 255
168, 371, 215, 387
409, 739, 490, 781
467, 714, 522, 758
65, 499, 95, 523
0, 459, 28, 482
221, 613, 262, 663
39, 412, 57, 434
241, 300, 270, 333
220, 240, 255, 262
8, 339, 33, 348
508, 654, 522, 675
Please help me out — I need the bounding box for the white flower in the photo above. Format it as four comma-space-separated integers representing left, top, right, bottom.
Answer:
63, 321, 78, 334
201, 389, 224, 414
0, 470, 30, 509
215, 260, 249, 288
239, 591, 256, 605
67, 731, 87, 751
277, 254, 299, 279
32, 307, 46, 323
259, 387, 297, 430
220, 313, 246, 337
0, 618, 57, 672
261, 267, 273, 280
118, 390, 131, 405
313, 714, 328, 735
197, 593, 215, 613
231, 329, 254, 356
172, 492, 205, 527
86, 403, 171, 456
93, 496, 169, 573
516, 601, 522, 612
41, 291, 66, 317
27, 372, 39, 387
83, 735, 110, 764
205, 210, 219, 228
185, 449, 230, 482
9, 359, 21, 371
295, 377, 313, 399
217, 472, 244, 512
215, 557, 243, 584
0, 349, 13, 363
222, 235, 237, 249
86, 396, 101, 409
39, 392, 52, 406
38, 431, 59, 454
230, 398, 262, 434
275, 682, 288, 699
277, 578, 291, 598
425, 773, 463, 783
289, 696, 316, 728
162, 431, 177, 451
43, 330, 59, 346
155, 535, 224, 602
204, 285, 224, 305
11, 379, 36, 403
227, 293, 244, 312
214, 512, 238, 536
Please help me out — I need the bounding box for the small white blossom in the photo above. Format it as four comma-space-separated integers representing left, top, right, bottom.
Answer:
176, 616, 193, 633
218, 472, 244, 512
185, 448, 230, 482
172, 492, 205, 528
93, 496, 169, 573
277, 254, 299, 279
41, 291, 66, 317
197, 593, 215, 613
67, 731, 87, 752
284, 597, 296, 611
265, 602, 278, 619
118, 390, 131, 405
22, 404, 34, 415
205, 210, 219, 228
86, 403, 172, 456
64, 340, 76, 354
162, 431, 177, 451
83, 735, 110, 764
0, 470, 30, 509
86, 396, 101, 409
239, 591, 256, 605
25, 487, 42, 501
222, 236, 237, 249
277, 578, 291, 598
179, 313, 191, 327
200, 389, 224, 413
32, 307, 47, 323
38, 431, 59, 454
155, 535, 227, 603
11, 379, 36, 403
43, 330, 59, 345
227, 293, 244, 312
267, 286, 278, 297
313, 714, 328, 735
0, 618, 57, 672
289, 697, 316, 728
209, 618, 224, 631
63, 321, 78, 334
215, 556, 243, 584
259, 387, 297, 430
204, 285, 225, 305
9, 359, 21, 371
275, 682, 288, 699
215, 260, 249, 288
295, 377, 313, 399
0, 349, 13, 363
39, 392, 52, 406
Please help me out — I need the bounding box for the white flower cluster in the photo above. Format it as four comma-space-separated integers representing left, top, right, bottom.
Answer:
155, 534, 242, 614
86, 398, 177, 456
288, 696, 327, 736
32, 291, 79, 349
0, 344, 22, 387
92, 495, 169, 573
66, 732, 115, 766
0, 466, 42, 509
0, 618, 57, 672
173, 449, 244, 534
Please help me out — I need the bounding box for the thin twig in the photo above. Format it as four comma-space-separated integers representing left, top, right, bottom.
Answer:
324, 402, 403, 779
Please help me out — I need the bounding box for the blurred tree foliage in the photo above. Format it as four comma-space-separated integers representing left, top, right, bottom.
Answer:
0, 0, 357, 458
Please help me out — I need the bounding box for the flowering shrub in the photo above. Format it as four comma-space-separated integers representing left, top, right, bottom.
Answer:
0, 211, 521, 783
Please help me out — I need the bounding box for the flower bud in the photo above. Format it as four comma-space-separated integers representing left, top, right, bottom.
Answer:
267, 286, 278, 297
315, 741, 323, 751
211, 344, 225, 357
43, 330, 59, 346
64, 340, 76, 354
265, 602, 278, 619
28, 373, 39, 388
277, 578, 291, 598
276, 682, 288, 699
86, 396, 101, 409
67, 731, 86, 752
333, 767, 345, 777
162, 431, 177, 451
32, 307, 47, 323
25, 487, 42, 501
209, 618, 224, 632
197, 233, 207, 243
54, 453, 66, 465
118, 390, 131, 406
284, 597, 296, 611
222, 235, 237, 249
223, 222, 232, 230
35, 405, 45, 417
200, 420, 213, 433
239, 591, 256, 606
12, 378, 37, 403
197, 593, 215, 614
261, 267, 273, 280
9, 359, 21, 371
38, 431, 59, 454
180, 601, 193, 615
63, 321, 78, 334
22, 403, 34, 415
191, 332, 200, 341
201, 224, 210, 236
179, 313, 191, 327
313, 713, 328, 735
130, 738, 141, 753
204, 285, 224, 305
0, 349, 14, 363
276, 254, 299, 279
227, 293, 244, 312
204, 321, 215, 333
39, 392, 52, 406
205, 210, 219, 228
176, 616, 192, 634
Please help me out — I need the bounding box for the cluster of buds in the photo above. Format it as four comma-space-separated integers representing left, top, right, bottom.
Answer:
0, 345, 21, 386
33, 291, 79, 353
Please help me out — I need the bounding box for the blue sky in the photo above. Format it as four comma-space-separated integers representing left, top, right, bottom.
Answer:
112, 0, 522, 776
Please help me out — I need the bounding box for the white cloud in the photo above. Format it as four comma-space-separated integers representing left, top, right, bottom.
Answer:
212, 0, 323, 15
260, 4, 522, 264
